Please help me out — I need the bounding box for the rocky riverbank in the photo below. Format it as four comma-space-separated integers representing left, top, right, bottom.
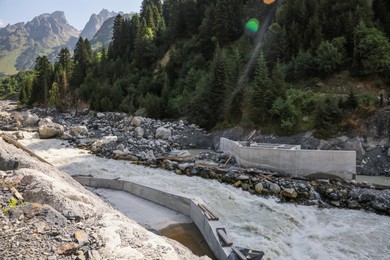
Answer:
0, 101, 389, 217
0, 136, 206, 259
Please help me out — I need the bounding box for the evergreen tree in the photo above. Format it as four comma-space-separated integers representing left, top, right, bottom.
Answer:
353, 22, 390, 76
71, 38, 92, 91
207, 46, 227, 128
315, 96, 342, 138
250, 52, 272, 124
19, 76, 33, 105
29, 56, 53, 106
212, 0, 243, 46
110, 14, 125, 59
53, 48, 72, 110
263, 23, 289, 64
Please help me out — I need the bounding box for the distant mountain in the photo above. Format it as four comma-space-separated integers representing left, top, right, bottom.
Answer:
0, 11, 79, 76
80, 9, 117, 40
90, 12, 134, 50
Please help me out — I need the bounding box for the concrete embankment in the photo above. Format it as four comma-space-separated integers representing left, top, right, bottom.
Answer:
220, 138, 356, 180
89, 187, 215, 258
73, 176, 262, 260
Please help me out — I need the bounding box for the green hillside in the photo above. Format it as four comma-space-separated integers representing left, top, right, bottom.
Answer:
12, 0, 390, 138
0, 49, 20, 76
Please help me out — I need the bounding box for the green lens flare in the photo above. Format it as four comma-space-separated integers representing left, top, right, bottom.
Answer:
245, 18, 259, 33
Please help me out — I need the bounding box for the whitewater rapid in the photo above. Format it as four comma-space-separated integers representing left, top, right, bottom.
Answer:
18, 132, 390, 260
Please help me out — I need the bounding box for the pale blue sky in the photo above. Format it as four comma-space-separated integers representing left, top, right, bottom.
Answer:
0, 0, 143, 30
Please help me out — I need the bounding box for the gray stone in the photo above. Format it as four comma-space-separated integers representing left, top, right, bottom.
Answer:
348, 200, 359, 208
169, 150, 191, 158
281, 188, 298, 198
270, 183, 281, 194
178, 163, 189, 171
155, 127, 171, 140
0, 158, 19, 171
15, 131, 24, 139
112, 150, 124, 156
329, 193, 339, 201
255, 183, 263, 193
39, 121, 64, 139
330, 201, 340, 207
38, 117, 53, 126
134, 127, 144, 139
116, 144, 125, 151
96, 112, 105, 118
131, 116, 143, 127
146, 150, 155, 161
238, 175, 250, 181
11, 111, 24, 127
70, 126, 89, 136
22, 112, 40, 127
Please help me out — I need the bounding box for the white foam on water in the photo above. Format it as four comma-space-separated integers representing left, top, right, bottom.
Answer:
18, 132, 390, 259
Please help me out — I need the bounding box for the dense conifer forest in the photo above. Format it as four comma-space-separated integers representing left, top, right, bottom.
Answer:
3, 0, 390, 137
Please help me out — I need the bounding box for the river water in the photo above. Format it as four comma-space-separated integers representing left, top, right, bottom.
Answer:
18, 133, 390, 260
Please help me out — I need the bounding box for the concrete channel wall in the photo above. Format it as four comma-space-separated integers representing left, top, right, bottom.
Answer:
220, 138, 356, 180
73, 176, 233, 260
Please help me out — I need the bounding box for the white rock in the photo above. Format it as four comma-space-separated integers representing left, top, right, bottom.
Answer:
102, 136, 118, 144
131, 116, 144, 127
113, 150, 124, 156
155, 127, 171, 140
134, 127, 144, 139
39, 117, 53, 126
116, 144, 125, 151
96, 112, 105, 118
70, 126, 89, 136
178, 163, 189, 171
38, 123, 65, 139
11, 112, 23, 126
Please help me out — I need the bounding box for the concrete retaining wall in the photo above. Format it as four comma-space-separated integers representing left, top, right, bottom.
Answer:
220, 138, 356, 180
74, 176, 233, 260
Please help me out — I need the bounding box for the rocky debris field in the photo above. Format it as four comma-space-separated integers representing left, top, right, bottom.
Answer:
0, 101, 389, 217
0, 134, 207, 260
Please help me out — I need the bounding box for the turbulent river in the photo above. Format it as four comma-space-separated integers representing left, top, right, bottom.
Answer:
18, 132, 390, 260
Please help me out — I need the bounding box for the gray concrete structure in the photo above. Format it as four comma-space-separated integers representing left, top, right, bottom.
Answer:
220, 138, 356, 180
73, 176, 235, 260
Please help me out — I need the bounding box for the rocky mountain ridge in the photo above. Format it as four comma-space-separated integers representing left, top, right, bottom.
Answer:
90, 13, 133, 50
0, 11, 79, 75
80, 9, 117, 40
0, 9, 121, 76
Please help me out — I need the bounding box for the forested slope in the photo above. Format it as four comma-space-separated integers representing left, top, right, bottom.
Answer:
9, 0, 390, 137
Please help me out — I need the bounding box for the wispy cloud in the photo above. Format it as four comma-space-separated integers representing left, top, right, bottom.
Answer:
0, 18, 7, 28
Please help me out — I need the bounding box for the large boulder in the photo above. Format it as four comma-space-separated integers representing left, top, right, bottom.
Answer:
155, 127, 171, 140
38, 121, 65, 139
11, 112, 41, 128
23, 112, 40, 127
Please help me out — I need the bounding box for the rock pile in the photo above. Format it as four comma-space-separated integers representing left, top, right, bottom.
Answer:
157, 151, 390, 216
0, 101, 389, 216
